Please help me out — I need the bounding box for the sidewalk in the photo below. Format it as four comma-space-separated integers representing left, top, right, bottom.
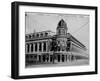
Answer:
26, 59, 89, 68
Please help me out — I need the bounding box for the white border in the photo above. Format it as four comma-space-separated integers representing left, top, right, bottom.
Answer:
19, 5, 95, 76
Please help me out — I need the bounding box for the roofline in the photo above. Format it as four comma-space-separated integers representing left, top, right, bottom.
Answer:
26, 36, 53, 42
26, 30, 55, 35
67, 33, 86, 49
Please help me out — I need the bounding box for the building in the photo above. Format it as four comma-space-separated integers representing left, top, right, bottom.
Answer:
25, 19, 87, 66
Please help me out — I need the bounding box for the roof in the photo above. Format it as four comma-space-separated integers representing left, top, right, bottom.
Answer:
26, 30, 55, 35
67, 33, 87, 50
57, 19, 67, 29
25, 30, 56, 42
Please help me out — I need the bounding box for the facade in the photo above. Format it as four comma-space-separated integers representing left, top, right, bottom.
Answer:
25, 19, 87, 66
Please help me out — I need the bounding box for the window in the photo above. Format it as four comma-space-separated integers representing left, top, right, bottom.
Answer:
26, 54, 29, 58
62, 29, 65, 34
35, 43, 37, 52
25, 36, 28, 39
29, 35, 32, 39
58, 55, 60, 62
31, 43, 33, 52
58, 30, 61, 35
40, 33, 43, 37
66, 55, 67, 61
27, 44, 30, 53
45, 32, 48, 36
66, 42, 70, 51
30, 55, 33, 58
39, 42, 42, 51
43, 55, 46, 62
39, 55, 41, 62
37, 34, 39, 37
32, 34, 35, 38
50, 55, 53, 62
43, 42, 46, 51
67, 38, 70, 41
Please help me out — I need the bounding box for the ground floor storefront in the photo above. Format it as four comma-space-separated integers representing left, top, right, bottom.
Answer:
25, 52, 78, 67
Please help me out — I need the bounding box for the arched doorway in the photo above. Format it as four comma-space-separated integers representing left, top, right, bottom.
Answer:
62, 55, 64, 62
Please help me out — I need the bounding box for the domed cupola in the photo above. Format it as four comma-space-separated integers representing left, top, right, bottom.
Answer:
56, 19, 68, 36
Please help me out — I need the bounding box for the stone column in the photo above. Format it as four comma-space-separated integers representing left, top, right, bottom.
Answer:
47, 41, 50, 52
63, 54, 65, 62
29, 43, 31, 53
37, 42, 39, 52
46, 41, 48, 52
67, 55, 70, 62
65, 55, 67, 62
48, 54, 50, 62
70, 42, 72, 51
33, 43, 35, 53
42, 42, 44, 52
60, 54, 62, 62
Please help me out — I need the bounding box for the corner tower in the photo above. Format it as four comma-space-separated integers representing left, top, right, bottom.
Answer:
56, 19, 68, 36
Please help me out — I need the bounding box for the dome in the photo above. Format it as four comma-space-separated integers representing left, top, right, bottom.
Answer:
57, 19, 67, 29
56, 19, 68, 36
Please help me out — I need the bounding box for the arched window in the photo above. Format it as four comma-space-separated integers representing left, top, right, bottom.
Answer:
58, 55, 60, 62
31, 43, 33, 52
27, 44, 30, 53
43, 42, 46, 52
39, 55, 41, 62
35, 43, 37, 52
58, 29, 61, 35
62, 29, 65, 34
45, 32, 48, 36
39, 42, 42, 51
43, 55, 46, 62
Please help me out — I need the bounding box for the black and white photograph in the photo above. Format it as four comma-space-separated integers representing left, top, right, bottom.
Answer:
25, 12, 89, 68
11, 1, 97, 79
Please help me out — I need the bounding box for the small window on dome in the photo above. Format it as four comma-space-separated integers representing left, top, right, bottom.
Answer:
58, 30, 61, 35
45, 32, 48, 36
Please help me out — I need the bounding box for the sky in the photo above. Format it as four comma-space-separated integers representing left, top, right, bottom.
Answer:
25, 12, 89, 50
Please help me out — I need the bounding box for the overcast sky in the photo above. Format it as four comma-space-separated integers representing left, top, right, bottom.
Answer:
25, 12, 89, 50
